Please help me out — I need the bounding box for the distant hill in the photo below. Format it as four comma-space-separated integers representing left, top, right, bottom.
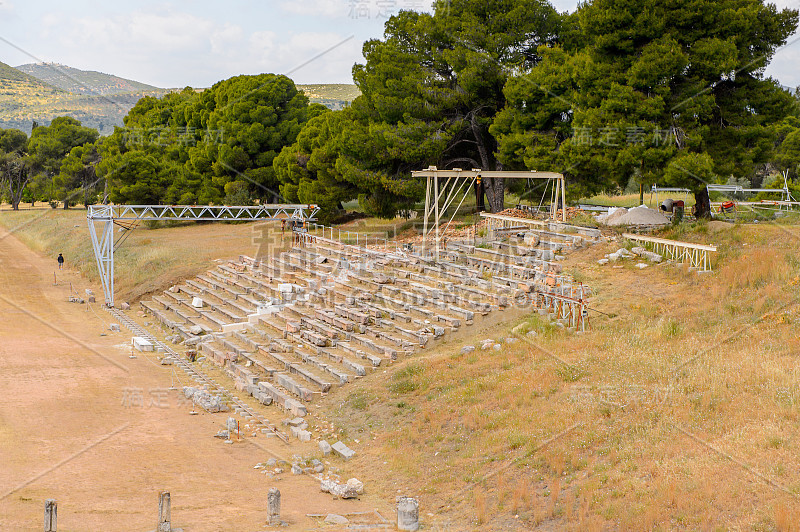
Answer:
0, 61, 55, 87
0, 60, 169, 135
298, 84, 360, 110
0, 59, 64, 132
0, 60, 360, 136
16, 62, 162, 95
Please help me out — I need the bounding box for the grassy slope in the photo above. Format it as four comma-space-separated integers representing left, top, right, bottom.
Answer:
297, 84, 361, 109
317, 219, 800, 530
0, 208, 289, 302
0, 60, 54, 85
2, 206, 800, 529
0, 60, 168, 135
297, 83, 361, 101
15, 63, 161, 95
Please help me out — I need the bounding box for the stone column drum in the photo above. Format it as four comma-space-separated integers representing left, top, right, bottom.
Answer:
267, 488, 281, 525
397, 497, 419, 531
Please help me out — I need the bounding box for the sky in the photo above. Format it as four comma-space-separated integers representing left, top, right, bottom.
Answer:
0, 0, 797, 89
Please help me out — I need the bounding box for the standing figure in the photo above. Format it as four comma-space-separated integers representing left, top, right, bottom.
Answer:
57, 253, 64, 271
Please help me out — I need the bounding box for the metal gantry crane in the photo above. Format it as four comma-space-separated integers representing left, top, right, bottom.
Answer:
87, 204, 319, 307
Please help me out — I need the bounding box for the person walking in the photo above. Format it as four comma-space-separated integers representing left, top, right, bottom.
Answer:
57, 253, 64, 270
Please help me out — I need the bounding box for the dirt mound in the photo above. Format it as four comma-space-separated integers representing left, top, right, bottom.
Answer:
604, 208, 629, 225
615, 206, 669, 226
600, 206, 669, 226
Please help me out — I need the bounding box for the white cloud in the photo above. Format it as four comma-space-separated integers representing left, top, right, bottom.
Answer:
281, 0, 434, 20
126, 12, 214, 51
766, 45, 800, 89
64, 11, 214, 53
248, 30, 277, 55
210, 23, 245, 54
280, 0, 345, 18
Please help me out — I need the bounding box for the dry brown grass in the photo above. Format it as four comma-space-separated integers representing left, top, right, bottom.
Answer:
775, 501, 800, 531
6, 208, 799, 529
0, 209, 289, 302
474, 488, 487, 524
321, 220, 800, 530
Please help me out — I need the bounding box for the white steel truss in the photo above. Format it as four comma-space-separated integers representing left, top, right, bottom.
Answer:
88, 204, 319, 307
411, 167, 566, 261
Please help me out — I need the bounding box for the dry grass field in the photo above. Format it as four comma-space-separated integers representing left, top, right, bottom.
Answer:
0, 208, 291, 303
319, 219, 800, 530
2, 207, 800, 529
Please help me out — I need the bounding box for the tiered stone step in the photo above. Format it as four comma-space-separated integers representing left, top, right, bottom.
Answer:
140, 229, 592, 422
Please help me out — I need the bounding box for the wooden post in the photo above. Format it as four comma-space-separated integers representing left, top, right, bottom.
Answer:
422, 176, 430, 258
434, 171, 440, 263
640, 183, 644, 206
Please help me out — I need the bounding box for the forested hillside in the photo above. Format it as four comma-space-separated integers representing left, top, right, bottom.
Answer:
16, 62, 163, 95
0, 60, 168, 135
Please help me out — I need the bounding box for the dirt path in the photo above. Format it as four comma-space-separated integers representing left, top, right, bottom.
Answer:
0, 226, 384, 531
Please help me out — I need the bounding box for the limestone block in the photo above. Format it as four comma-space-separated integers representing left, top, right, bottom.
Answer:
319, 440, 332, 455
267, 488, 281, 526
157, 492, 171, 532
324, 514, 349, 525
331, 441, 355, 460
44, 499, 57, 532
132, 336, 154, 352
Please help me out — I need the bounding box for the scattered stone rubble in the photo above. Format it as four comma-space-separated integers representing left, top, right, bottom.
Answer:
320, 477, 364, 499
599, 246, 663, 266
182, 386, 228, 413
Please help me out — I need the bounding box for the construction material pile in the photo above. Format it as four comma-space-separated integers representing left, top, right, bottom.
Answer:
596, 206, 669, 226
555, 207, 586, 220
497, 208, 535, 219
502, 207, 586, 221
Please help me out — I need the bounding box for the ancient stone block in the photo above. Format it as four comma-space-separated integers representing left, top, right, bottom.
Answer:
331, 441, 355, 460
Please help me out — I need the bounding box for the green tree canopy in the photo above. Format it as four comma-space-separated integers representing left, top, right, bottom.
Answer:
492, 0, 799, 216
0, 127, 31, 210
99, 75, 317, 206
57, 140, 102, 207
28, 116, 99, 176
26, 116, 100, 208
275, 0, 563, 218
